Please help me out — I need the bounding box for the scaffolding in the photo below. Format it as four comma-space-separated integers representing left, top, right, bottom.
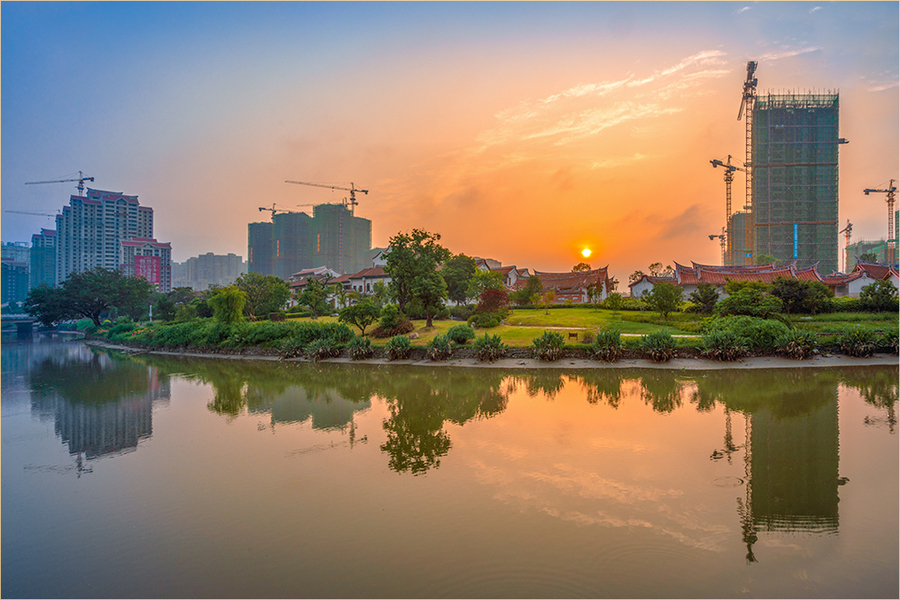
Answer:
752, 92, 840, 274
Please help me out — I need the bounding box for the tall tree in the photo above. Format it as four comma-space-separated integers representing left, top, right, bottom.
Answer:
572, 262, 592, 272
295, 278, 330, 319
234, 272, 291, 319
641, 282, 683, 320
466, 269, 505, 303
24, 267, 152, 327
442, 253, 477, 304
384, 229, 451, 319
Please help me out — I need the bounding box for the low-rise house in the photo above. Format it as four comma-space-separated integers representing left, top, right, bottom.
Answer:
629, 275, 677, 298
824, 260, 900, 297
529, 267, 610, 303
347, 266, 391, 294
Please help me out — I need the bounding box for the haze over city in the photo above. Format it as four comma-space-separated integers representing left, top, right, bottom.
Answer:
3, 1, 897, 283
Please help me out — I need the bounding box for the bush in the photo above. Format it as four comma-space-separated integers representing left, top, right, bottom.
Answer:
702, 316, 790, 350
775, 329, 818, 360
468, 312, 502, 328
701, 330, 747, 361
640, 330, 676, 362
642, 283, 683, 319
305, 337, 341, 361
107, 317, 135, 337
532, 331, 565, 362
426, 334, 453, 361
770, 278, 833, 314
386, 335, 412, 360
76, 318, 97, 333
473, 333, 507, 362
446, 323, 476, 344
839, 327, 877, 357
371, 304, 415, 338
877, 327, 899, 354
687, 283, 720, 314
860, 279, 899, 312
347, 336, 374, 360
715, 288, 783, 319
591, 328, 622, 362
449, 305, 476, 321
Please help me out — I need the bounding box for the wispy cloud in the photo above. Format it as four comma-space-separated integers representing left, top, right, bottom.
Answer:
737, 6, 752, 14
759, 46, 823, 61
809, 6, 822, 13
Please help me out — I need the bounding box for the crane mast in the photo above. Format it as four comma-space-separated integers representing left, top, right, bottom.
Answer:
863, 179, 897, 264
838, 220, 852, 272
710, 155, 745, 265
738, 61, 758, 265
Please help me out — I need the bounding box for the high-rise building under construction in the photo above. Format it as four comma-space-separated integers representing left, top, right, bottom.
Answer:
750, 92, 841, 274
248, 204, 372, 278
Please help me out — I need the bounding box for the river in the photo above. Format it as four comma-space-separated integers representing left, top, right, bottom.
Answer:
2, 335, 897, 598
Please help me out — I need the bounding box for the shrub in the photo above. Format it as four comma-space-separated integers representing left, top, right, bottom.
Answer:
347, 336, 374, 360
107, 317, 135, 337
446, 323, 476, 344
532, 331, 565, 362
371, 304, 415, 338
770, 278, 833, 314
701, 330, 747, 361
602, 292, 625, 312
473, 333, 507, 362
877, 327, 899, 354
426, 334, 453, 361
687, 282, 720, 314
591, 328, 622, 362
641, 283, 683, 319
775, 329, 818, 360
860, 279, 899, 312
476, 288, 510, 316
640, 330, 676, 362
76, 318, 97, 333
385, 334, 412, 360
715, 288, 783, 319
468, 312, 502, 328
305, 337, 341, 361
581, 331, 596, 345
449, 305, 476, 321
702, 316, 790, 350
839, 327, 877, 357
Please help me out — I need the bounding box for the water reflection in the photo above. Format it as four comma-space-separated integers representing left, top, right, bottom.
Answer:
27, 345, 169, 461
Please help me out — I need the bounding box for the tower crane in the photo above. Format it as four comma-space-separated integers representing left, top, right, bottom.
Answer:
258, 203, 296, 218
285, 181, 368, 216
737, 61, 758, 265
710, 155, 745, 266
838, 220, 852, 272
708, 228, 726, 266
863, 179, 897, 265
25, 171, 94, 196
5, 210, 57, 219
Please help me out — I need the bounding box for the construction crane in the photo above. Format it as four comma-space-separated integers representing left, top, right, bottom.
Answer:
284, 181, 368, 216
25, 171, 94, 196
710, 155, 746, 265
737, 61, 758, 265
258, 203, 297, 218
838, 220, 852, 272
5, 210, 57, 219
708, 228, 726, 266
863, 179, 897, 265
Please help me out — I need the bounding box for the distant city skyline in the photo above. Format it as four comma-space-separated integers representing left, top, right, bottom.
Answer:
2, 2, 897, 282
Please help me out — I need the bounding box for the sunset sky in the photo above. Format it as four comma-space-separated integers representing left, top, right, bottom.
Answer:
3, 2, 897, 282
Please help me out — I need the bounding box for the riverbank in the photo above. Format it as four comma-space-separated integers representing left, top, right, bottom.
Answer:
83, 339, 899, 371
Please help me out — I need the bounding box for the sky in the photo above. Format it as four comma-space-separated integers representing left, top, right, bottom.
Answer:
2, 1, 898, 283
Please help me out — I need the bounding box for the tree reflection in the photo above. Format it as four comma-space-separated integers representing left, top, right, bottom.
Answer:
29, 349, 153, 404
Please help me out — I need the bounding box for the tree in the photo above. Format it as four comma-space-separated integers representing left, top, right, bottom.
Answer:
511, 275, 543, 306
540, 289, 556, 314
572, 262, 591, 273
770, 277, 832, 314
295, 278, 330, 319
476, 288, 509, 316
24, 267, 152, 327
755, 253, 780, 266
234, 272, 291, 319
466, 269, 505, 303
413, 269, 448, 328
648, 262, 674, 277
859, 279, 898, 312
384, 229, 451, 319
339, 298, 381, 336
586, 282, 603, 308
603, 292, 624, 312
859, 252, 879, 263
688, 282, 720, 314
629, 270, 646, 284
641, 282, 683, 319
442, 254, 477, 304
607, 277, 619, 293
208, 286, 246, 323
715, 287, 783, 319
331, 283, 349, 310
371, 280, 392, 308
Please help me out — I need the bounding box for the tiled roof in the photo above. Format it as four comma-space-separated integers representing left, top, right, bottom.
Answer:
533, 267, 608, 292
853, 260, 898, 281
628, 275, 676, 289
349, 266, 389, 279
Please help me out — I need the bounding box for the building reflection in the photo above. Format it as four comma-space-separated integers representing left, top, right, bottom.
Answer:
28, 347, 169, 460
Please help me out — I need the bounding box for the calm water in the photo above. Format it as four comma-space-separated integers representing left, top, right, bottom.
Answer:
2, 336, 897, 599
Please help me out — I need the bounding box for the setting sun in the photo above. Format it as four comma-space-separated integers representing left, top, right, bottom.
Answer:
582, 248, 592, 258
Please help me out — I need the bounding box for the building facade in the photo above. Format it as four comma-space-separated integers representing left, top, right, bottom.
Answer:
172, 252, 246, 291
30, 229, 56, 290
751, 93, 841, 274
54, 188, 155, 285
120, 238, 173, 292
1, 258, 30, 305
249, 204, 372, 277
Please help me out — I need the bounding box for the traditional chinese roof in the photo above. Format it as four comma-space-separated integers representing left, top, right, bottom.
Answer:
628, 274, 676, 289
348, 266, 389, 280
533, 267, 608, 292
852, 260, 899, 281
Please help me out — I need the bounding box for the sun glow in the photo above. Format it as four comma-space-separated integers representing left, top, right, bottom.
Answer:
582, 248, 592, 258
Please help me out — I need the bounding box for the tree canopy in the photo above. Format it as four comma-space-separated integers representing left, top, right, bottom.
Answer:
442, 253, 477, 304
338, 298, 381, 336
24, 267, 153, 327
641, 282, 683, 319
384, 229, 451, 326
234, 272, 291, 319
